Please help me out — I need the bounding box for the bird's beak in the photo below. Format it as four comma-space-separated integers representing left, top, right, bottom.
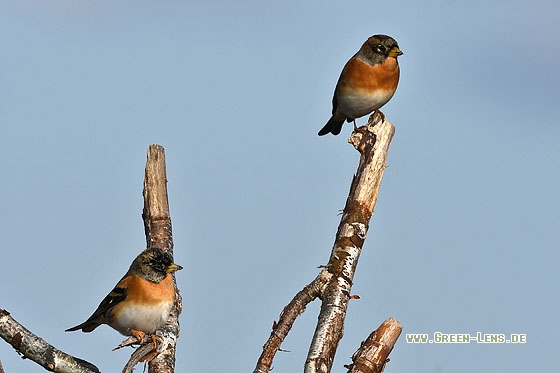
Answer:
167, 263, 183, 273
388, 46, 403, 58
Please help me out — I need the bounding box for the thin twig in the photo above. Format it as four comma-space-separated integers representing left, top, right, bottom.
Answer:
254, 275, 327, 373
122, 344, 155, 373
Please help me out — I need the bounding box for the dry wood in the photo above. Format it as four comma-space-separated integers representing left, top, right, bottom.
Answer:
122, 144, 181, 373
345, 318, 402, 373
254, 114, 401, 373
0, 309, 100, 372
0, 144, 181, 373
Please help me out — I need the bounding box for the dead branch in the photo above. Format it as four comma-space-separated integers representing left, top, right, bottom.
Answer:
254, 114, 400, 373
122, 144, 181, 373
0, 144, 181, 373
0, 309, 100, 373
345, 318, 402, 373
254, 275, 327, 373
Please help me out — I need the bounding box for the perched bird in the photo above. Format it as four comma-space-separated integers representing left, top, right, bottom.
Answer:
318, 35, 403, 136
66, 247, 182, 340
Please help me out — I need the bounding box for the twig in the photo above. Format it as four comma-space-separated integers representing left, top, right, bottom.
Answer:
254, 275, 327, 373
0, 309, 100, 373
122, 344, 155, 373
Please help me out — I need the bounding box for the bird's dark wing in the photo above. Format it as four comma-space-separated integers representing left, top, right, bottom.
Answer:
65, 284, 128, 332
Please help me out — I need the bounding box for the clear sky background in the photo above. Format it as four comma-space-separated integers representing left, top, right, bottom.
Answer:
1, 1, 558, 372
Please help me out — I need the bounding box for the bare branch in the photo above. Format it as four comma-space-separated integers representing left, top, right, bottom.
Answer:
254, 114, 400, 373
254, 275, 327, 373
1, 144, 182, 373
345, 318, 402, 373
0, 309, 100, 373
143, 144, 173, 252
305, 114, 395, 373
123, 144, 181, 373
122, 343, 155, 373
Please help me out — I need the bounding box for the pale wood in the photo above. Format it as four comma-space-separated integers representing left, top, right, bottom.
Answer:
305, 115, 395, 373
124, 144, 181, 373
0, 309, 99, 372
345, 318, 403, 373
254, 114, 402, 373
0, 144, 181, 373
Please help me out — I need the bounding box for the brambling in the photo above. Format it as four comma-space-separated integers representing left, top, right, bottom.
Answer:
66, 247, 182, 340
318, 35, 403, 136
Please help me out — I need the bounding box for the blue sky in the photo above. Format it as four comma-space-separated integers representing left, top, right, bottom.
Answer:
1, 1, 559, 372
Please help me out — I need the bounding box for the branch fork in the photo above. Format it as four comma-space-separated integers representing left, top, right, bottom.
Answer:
254, 115, 401, 373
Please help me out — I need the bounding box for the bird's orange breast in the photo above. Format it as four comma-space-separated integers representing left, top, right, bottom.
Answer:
119, 274, 176, 305
335, 56, 400, 118
339, 56, 400, 94
107, 275, 177, 335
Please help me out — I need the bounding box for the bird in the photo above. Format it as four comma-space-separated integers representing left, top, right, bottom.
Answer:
318, 35, 403, 136
65, 247, 182, 341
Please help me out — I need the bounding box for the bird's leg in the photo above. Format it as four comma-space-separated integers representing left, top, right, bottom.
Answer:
113, 330, 147, 351
353, 119, 358, 131
128, 328, 146, 344
138, 334, 163, 362
374, 110, 385, 122
149, 333, 160, 349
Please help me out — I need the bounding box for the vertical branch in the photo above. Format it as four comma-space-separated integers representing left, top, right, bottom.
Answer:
305, 115, 395, 373
254, 115, 400, 373
142, 144, 181, 373
143, 144, 173, 252
0, 144, 184, 373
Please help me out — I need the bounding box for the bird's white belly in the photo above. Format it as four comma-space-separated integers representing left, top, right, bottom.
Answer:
111, 301, 173, 335
338, 89, 395, 119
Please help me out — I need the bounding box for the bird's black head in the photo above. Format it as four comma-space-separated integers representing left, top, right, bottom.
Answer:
364, 35, 403, 59
130, 247, 183, 283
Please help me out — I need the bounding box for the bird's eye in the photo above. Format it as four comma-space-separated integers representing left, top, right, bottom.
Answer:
376, 44, 386, 54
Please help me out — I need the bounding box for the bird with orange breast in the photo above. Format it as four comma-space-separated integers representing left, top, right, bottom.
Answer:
318, 35, 403, 136
66, 247, 182, 343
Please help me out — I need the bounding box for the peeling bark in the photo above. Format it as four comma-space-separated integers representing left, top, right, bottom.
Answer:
0, 144, 181, 373
132, 144, 181, 373
0, 309, 100, 373
344, 318, 402, 373
254, 114, 401, 373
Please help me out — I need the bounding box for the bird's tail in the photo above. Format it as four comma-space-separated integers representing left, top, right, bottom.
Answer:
318, 116, 345, 136
65, 320, 100, 333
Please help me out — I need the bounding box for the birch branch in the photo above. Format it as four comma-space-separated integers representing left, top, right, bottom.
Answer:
0, 309, 100, 373
254, 114, 400, 373
0, 144, 182, 373
124, 144, 181, 373
345, 318, 402, 373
